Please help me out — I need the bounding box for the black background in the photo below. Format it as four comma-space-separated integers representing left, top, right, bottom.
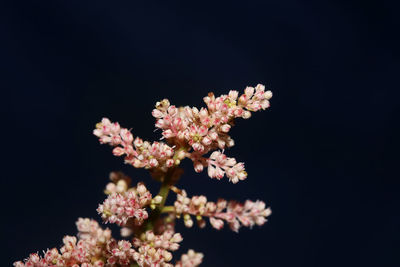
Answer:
1, 1, 399, 266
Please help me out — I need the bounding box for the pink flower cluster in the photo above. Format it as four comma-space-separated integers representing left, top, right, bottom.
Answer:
14, 218, 111, 267
97, 182, 152, 226
16, 84, 273, 267
133, 230, 183, 252
14, 218, 202, 267
152, 84, 272, 182
206, 151, 246, 183
104, 171, 132, 195
131, 230, 184, 267
174, 190, 272, 232
106, 240, 136, 266
94, 118, 175, 171
94, 84, 272, 184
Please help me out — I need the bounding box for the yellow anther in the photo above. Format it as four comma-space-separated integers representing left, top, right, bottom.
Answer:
192, 134, 202, 142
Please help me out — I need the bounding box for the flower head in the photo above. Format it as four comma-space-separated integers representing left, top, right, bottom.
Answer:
97, 182, 151, 226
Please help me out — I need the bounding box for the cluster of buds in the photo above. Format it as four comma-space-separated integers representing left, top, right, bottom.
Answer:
106, 240, 136, 265
76, 217, 112, 244
94, 118, 175, 171
175, 250, 204, 267
104, 171, 132, 195
130, 230, 184, 267
14, 218, 111, 267
133, 244, 173, 267
206, 151, 247, 183
133, 230, 183, 251
173, 190, 272, 232
151, 84, 272, 182
95, 84, 272, 183
97, 182, 152, 226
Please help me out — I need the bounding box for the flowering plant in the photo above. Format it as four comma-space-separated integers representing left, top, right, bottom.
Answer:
15, 84, 273, 267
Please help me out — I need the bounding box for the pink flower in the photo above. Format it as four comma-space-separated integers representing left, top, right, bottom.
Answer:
187, 124, 209, 152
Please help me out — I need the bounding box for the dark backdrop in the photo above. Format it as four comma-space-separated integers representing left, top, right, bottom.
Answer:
1, 1, 399, 266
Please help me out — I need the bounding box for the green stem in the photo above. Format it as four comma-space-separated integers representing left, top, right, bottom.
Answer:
141, 168, 180, 233
161, 206, 175, 213
158, 181, 170, 208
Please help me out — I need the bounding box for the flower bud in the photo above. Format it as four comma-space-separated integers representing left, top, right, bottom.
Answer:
261, 99, 270, 109
210, 217, 224, 230
171, 233, 183, 243
229, 90, 239, 100
197, 218, 206, 228
184, 218, 193, 228
152, 109, 164, 118
220, 124, 231, 133
244, 86, 255, 97
194, 162, 204, 173
149, 158, 159, 167
120, 227, 132, 237
242, 110, 251, 119
177, 150, 186, 159
116, 180, 127, 193
120, 129, 133, 143
153, 195, 163, 204
145, 231, 155, 241
105, 183, 116, 194
163, 251, 173, 262
264, 90, 273, 100
166, 159, 174, 167
255, 83, 264, 91
168, 105, 177, 116
136, 183, 147, 194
